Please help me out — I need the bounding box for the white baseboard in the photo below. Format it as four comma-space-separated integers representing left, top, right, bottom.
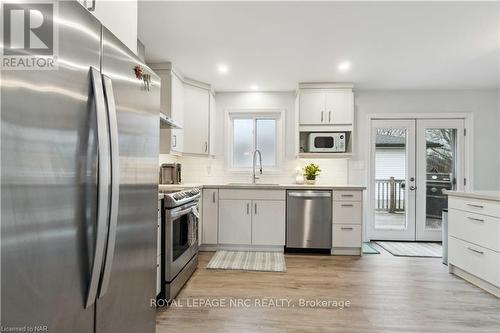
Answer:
449, 264, 500, 298
331, 247, 362, 256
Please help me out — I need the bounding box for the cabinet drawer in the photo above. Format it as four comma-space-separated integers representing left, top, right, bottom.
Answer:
219, 189, 285, 201
449, 209, 500, 251
449, 237, 500, 287
332, 224, 361, 248
333, 190, 361, 202
449, 197, 500, 218
333, 201, 362, 224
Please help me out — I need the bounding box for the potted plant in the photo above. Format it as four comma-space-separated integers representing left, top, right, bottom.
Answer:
303, 163, 321, 185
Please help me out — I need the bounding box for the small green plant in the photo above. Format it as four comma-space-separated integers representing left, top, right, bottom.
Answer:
303, 163, 321, 180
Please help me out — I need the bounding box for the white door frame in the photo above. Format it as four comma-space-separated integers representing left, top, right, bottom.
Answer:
366, 113, 473, 242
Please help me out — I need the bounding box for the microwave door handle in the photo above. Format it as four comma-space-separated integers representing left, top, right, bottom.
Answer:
86, 67, 111, 308
98, 75, 120, 299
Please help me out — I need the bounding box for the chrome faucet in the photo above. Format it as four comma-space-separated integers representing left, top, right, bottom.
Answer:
252, 150, 263, 184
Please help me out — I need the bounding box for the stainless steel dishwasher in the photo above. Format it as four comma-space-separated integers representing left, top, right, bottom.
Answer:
286, 190, 332, 249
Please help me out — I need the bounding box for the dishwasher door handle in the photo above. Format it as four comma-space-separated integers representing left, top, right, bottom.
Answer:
288, 191, 332, 198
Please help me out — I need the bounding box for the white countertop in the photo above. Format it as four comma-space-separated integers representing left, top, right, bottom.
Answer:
445, 190, 500, 202
159, 183, 366, 192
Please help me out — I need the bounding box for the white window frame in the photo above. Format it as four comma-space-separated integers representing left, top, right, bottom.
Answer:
225, 108, 285, 173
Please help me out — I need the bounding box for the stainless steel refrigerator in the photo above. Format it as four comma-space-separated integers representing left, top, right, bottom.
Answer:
1, 2, 159, 332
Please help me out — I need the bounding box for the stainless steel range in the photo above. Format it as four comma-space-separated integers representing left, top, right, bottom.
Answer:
161, 188, 201, 300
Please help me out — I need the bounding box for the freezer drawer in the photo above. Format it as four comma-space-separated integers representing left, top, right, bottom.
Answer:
286, 190, 332, 249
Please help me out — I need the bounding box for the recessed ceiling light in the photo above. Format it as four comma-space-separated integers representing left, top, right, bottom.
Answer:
338, 61, 351, 72
250, 84, 259, 91
217, 64, 229, 74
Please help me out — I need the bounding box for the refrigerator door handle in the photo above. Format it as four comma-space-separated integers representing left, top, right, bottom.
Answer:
98, 75, 120, 298
86, 67, 111, 308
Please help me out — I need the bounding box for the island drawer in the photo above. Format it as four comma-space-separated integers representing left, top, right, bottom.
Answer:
449, 196, 500, 218
333, 190, 362, 202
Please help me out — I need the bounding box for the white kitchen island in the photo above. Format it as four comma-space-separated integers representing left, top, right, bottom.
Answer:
446, 190, 500, 297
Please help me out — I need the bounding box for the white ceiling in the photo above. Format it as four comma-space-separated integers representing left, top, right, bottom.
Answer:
138, 1, 500, 92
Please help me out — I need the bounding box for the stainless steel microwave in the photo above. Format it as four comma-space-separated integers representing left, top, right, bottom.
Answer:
308, 132, 346, 152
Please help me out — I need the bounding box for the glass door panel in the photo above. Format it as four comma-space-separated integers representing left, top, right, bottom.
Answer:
370, 120, 416, 241
416, 119, 464, 241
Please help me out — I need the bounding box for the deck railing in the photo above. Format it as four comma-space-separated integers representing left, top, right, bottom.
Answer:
375, 177, 405, 213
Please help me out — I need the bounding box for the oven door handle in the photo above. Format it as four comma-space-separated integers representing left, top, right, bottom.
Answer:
191, 206, 199, 219
169, 204, 198, 219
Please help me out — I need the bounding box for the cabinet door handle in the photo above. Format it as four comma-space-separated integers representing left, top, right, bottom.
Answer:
87, 0, 96, 11
341, 204, 354, 207
172, 135, 177, 148
246, 203, 250, 215
329, 111, 331, 123
205, 141, 208, 152
321, 111, 324, 123
212, 191, 216, 203
341, 227, 354, 230
254, 203, 257, 215
467, 203, 484, 209
467, 216, 484, 222
341, 194, 354, 198
467, 247, 484, 255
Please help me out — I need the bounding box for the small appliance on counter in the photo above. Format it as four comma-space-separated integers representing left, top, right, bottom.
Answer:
160, 163, 182, 184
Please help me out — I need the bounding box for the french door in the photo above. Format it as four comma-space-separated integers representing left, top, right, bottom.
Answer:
370, 118, 465, 241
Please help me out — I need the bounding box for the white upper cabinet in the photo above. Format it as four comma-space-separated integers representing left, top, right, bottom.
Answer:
170, 73, 185, 153
209, 92, 217, 156
298, 85, 354, 126
80, 0, 138, 54
183, 84, 210, 155
325, 90, 354, 125
299, 90, 326, 125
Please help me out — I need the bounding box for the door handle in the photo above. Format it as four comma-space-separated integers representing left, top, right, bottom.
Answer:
172, 135, 177, 148
98, 75, 120, 299
254, 203, 257, 215
246, 203, 250, 215
86, 67, 110, 308
212, 191, 216, 203
205, 141, 208, 153
328, 111, 331, 123
321, 111, 324, 123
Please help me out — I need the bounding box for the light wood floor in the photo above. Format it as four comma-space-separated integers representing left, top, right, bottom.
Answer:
156, 248, 500, 333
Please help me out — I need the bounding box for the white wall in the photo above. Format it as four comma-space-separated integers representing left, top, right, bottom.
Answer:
166, 92, 350, 185
83, 0, 138, 54
351, 90, 500, 191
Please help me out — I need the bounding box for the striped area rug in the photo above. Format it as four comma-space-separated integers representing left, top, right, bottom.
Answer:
375, 241, 442, 258
207, 251, 286, 272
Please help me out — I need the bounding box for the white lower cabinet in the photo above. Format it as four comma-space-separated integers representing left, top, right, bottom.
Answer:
332, 190, 363, 255
218, 199, 252, 245
216, 190, 286, 247
202, 189, 219, 244
448, 194, 500, 296
252, 200, 285, 246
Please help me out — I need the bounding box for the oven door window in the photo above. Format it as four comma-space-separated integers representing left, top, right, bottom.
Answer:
172, 211, 197, 261
314, 136, 334, 149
